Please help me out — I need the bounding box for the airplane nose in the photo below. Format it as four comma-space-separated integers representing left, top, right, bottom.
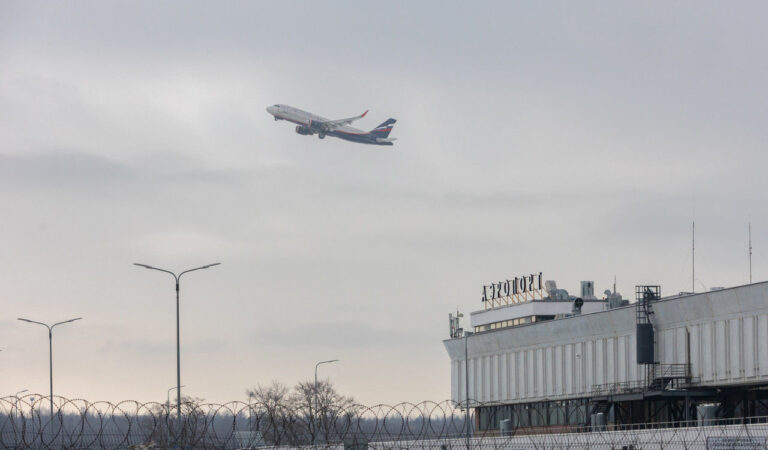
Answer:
266, 106, 274, 114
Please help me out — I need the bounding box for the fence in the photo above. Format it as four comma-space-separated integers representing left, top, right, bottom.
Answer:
1, 395, 767, 449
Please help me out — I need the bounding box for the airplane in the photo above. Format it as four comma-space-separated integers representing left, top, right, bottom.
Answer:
266, 104, 397, 146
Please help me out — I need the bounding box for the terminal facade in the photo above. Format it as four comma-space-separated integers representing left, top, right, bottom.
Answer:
443, 277, 768, 434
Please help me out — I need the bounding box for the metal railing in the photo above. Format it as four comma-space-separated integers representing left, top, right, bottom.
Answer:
591, 380, 648, 396
591, 363, 695, 395
653, 363, 690, 379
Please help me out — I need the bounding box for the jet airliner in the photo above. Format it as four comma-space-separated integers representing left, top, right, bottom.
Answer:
266, 104, 396, 146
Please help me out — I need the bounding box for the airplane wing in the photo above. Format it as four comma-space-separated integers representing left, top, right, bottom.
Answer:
317, 110, 368, 131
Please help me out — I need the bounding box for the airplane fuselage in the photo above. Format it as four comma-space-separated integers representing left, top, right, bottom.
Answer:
266, 104, 395, 146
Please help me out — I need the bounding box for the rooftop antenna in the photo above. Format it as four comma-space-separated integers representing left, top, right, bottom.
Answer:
613, 275, 617, 295
692, 221, 695, 293
749, 222, 753, 284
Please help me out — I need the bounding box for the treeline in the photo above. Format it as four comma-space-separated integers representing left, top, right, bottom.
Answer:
0, 385, 470, 447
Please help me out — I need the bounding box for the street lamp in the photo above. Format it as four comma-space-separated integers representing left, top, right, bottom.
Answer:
167, 385, 186, 410
17, 317, 82, 421
314, 359, 339, 444
14, 389, 28, 413
464, 331, 474, 450
167, 385, 185, 445
248, 392, 255, 433
13, 389, 28, 431
133, 262, 220, 434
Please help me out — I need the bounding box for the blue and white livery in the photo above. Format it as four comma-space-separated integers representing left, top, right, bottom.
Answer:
266, 104, 397, 146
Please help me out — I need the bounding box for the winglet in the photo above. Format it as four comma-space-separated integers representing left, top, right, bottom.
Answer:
361, 110, 368, 118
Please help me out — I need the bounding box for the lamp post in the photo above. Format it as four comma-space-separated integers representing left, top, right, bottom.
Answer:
314, 359, 339, 444
133, 262, 220, 438
167, 385, 186, 411
13, 389, 28, 434
248, 392, 255, 434
167, 385, 185, 445
464, 331, 474, 450
17, 317, 82, 421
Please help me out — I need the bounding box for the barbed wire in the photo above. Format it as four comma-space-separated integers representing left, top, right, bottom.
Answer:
1, 395, 766, 449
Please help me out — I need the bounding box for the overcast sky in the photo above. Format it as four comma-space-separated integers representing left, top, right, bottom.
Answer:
1, 1, 767, 406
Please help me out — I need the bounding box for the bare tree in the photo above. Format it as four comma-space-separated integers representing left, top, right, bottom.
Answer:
143, 395, 205, 448
289, 380, 357, 445
245, 382, 292, 445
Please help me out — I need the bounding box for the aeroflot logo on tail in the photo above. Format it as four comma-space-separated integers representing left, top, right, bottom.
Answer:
482, 272, 543, 302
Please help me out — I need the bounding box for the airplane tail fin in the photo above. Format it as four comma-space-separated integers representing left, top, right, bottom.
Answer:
369, 118, 396, 138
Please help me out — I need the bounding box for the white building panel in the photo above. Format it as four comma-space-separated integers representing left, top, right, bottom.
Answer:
585, 340, 594, 392
618, 335, 627, 383
715, 320, 727, 380
452, 360, 460, 401
759, 315, 768, 376
483, 356, 489, 401
476, 357, 483, 402
689, 324, 701, 379
508, 352, 516, 400
628, 337, 639, 382
517, 352, 525, 398
491, 355, 498, 401
468, 358, 473, 401
606, 338, 615, 386
676, 327, 687, 365
483, 356, 491, 402
577, 342, 585, 392
702, 322, 713, 381
467, 358, 479, 400
595, 339, 604, 387
500, 353, 508, 400
536, 349, 544, 397
474, 357, 481, 400
545, 347, 553, 396
662, 329, 675, 364
552, 345, 565, 395
744, 316, 755, 378
483, 356, 490, 401
526, 350, 535, 398
484, 355, 499, 402
565, 344, 574, 394
729, 318, 741, 379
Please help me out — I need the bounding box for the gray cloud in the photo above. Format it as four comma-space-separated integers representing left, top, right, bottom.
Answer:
252, 321, 426, 350
0, 152, 135, 188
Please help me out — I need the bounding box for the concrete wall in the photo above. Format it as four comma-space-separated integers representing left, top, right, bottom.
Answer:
444, 282, 768, 404
369, 422, 768, 450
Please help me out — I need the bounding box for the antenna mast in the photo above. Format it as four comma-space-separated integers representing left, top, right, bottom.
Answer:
749, 222, 753, 284
692, 221, 695, 293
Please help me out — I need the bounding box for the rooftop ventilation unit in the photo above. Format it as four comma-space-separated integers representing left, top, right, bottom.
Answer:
544, 280, 569, 300
580, 281, 596, 300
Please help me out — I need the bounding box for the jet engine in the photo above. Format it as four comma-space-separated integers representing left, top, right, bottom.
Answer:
295, 125, 312, 135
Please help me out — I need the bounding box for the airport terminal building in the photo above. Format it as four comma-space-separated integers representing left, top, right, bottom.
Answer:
443, 274, 768, 434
